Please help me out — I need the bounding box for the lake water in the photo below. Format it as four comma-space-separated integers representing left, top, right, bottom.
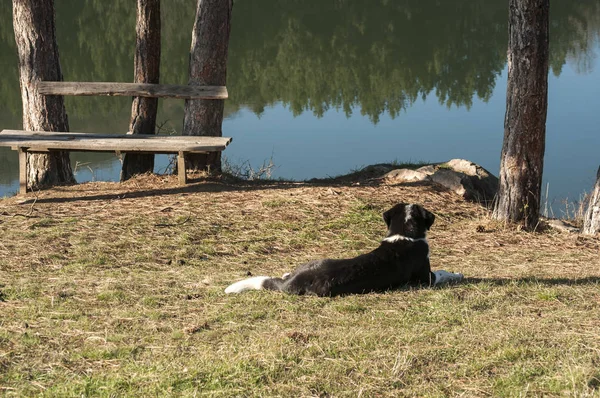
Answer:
1, 0, 599, 217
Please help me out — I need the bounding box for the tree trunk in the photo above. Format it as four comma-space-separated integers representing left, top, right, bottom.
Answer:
582, 166, 600, 235
12, 0, 75, 190
492, 0, 549, 229
121, 0, 161, 181
182, 0, 233, 173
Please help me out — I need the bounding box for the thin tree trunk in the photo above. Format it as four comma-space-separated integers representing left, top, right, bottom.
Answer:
493, 0, 549, 229
582, 166, 600, 235
12, 0, 75, 190
182, 0, 233, 173
121, 0, 161, 181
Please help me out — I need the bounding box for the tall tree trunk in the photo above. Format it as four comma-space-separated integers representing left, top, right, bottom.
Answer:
12, 0, 75, 190
493, 0, 549, 229
121, 0, 161, 181
182, 0, 232, 173
582, 166, 600, 235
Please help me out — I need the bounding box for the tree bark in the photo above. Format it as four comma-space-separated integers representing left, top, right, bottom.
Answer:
182, 0, 233, 173
12, 0, 75, 190
492, 0, 549, 229
121, 0, 161, 181
582, 166, 600, 235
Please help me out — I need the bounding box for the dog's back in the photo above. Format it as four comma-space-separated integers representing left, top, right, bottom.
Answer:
279, 238, 431, 296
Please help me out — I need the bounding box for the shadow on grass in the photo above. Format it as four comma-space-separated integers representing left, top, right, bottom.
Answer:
16, 180, 303, 205
466, 276, 600, 286
15, 177, 437, 205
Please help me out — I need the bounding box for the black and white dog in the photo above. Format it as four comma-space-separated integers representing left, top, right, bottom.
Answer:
225, 203, 463, 296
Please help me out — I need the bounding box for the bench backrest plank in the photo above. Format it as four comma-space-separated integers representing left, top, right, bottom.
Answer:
0, 130, 232, 153
37, 82, 228, 100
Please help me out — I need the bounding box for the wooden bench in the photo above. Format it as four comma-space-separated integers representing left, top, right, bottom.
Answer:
0, 130, 232, 194
2, 81, 231, 194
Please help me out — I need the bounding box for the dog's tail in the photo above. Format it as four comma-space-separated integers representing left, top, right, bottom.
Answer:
432, 270, 464, 286
224, 276, 285, 294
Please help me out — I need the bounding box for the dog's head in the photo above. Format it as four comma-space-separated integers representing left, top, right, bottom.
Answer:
382, 203, 435, 239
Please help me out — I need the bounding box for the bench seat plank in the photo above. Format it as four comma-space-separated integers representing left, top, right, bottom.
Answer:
0, 130, 231, 153
37, 82, 228, 100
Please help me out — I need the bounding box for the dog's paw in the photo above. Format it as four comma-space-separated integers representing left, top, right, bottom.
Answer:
282, 272, 291, 280
433, 270, 464, 286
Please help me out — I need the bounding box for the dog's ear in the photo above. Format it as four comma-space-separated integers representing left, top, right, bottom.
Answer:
422, 207, 435, 230
383, 209, 392, 227
383, 204, 403, 227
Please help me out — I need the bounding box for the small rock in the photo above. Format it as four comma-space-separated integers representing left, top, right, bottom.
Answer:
349, 158, 499, 206
545, 219, 580, 233
415, 165, 437, 175
383, 169, 430, 184
430, 169, 470, 198
444, 159, 482, 176
429, 159, 498, 205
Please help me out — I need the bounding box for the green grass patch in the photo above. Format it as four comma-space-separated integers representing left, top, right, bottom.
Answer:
1, 180, 599, 396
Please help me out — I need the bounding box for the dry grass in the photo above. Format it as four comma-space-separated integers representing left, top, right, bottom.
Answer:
1, 173, 599, 397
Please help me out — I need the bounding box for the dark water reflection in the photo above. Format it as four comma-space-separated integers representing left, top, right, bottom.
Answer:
0, 0, 599, 214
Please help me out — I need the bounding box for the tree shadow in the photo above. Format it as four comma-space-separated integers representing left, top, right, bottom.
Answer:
14, 179, 319, 204
13, 172, 459, 205
14, 173, 444, 205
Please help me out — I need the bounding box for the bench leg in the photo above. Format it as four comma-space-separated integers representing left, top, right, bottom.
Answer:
18, 148, 28, 194
178, 151, 187, 185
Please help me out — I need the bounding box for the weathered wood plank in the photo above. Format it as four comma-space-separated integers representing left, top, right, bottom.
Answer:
0, 130, 232, 153
0, 130, 228, 141
18, 148, 27, 194
37, 82, 228, 100
5, 141, 230, 153
178, 152, 187, 185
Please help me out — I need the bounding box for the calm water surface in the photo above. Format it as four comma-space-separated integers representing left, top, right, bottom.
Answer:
0, 1, 599, 217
